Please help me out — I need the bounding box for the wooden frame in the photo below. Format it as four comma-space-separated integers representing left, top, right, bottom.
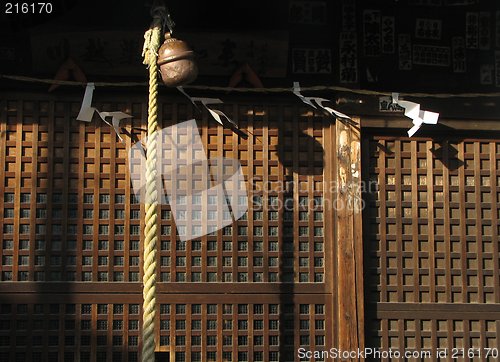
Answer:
363, 128, 500, 359
0, 92, 356, 361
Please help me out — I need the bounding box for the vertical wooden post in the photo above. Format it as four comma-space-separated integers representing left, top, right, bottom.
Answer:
335, 117, 364, 359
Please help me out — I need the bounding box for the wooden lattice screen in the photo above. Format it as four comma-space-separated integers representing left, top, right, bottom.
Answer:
0, 94, 364, 362
363, 133, 500, 361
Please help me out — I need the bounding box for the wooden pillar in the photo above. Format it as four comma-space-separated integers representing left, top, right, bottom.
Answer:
335, 117, 364, 359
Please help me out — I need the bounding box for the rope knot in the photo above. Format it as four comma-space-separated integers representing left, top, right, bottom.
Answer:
141, 29, 153, 65
142, 27, 161, 66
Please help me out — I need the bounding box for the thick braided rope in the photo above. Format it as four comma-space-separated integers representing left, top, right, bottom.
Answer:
141, 23, 161, 362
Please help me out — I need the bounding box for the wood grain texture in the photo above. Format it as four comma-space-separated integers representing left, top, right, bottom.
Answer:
335, 117, 364, 359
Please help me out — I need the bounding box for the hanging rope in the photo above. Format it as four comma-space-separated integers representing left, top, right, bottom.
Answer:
141, 3, 165, 361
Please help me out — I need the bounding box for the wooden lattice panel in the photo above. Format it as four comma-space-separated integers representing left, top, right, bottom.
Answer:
155, 103, 327, 286
0, 95, 338, 361
0, 298, 329, 362
364, 135, 500, 361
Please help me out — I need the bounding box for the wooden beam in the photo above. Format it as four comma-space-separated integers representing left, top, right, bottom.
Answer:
335, 117, 364, 359
351, 118, 365, 354
360, 117, 500, 132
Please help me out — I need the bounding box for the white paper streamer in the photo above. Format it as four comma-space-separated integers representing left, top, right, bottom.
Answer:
293, 82, 318, 109
176, 87, 238, 128
392, 93, 439, 137
76, 83, 96, 122
192, 97, 238, 128
77, 83, 132, 141
97, 112, 132, 142
293, 82, 352, 120
308, 97, 352, 120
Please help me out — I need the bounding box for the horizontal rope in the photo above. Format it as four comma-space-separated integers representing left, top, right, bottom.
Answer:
2, 73, 500, 99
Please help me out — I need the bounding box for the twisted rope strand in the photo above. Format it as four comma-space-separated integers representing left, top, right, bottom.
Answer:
141, 19, 162, 362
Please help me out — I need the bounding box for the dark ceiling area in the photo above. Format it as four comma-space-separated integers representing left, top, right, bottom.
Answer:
1, 0, 500, 95
1, 0, 289, 31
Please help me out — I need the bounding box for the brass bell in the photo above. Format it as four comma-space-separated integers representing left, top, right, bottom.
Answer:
157, 33, 198, 87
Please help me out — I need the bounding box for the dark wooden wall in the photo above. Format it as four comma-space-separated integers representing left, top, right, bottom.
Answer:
0, 93, 364, 361
363, 130, 500, 360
